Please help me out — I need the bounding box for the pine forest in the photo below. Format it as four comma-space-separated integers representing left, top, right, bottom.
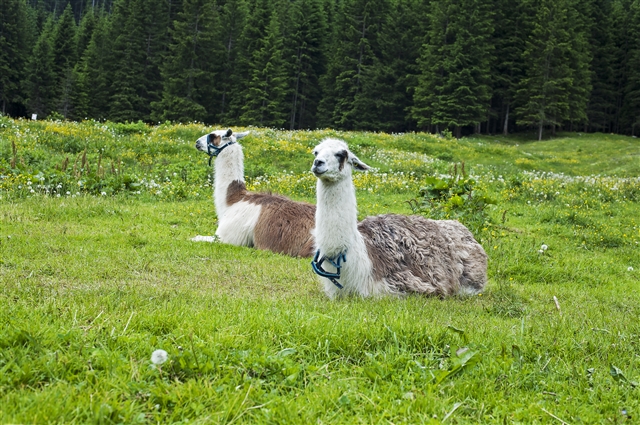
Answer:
2, 0, 640, 139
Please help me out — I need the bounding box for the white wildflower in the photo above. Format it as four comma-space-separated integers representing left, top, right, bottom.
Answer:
151, 349, 168, 365
541, 244, 548, 251
101, 192, 106, 196
629, 267, 634, 272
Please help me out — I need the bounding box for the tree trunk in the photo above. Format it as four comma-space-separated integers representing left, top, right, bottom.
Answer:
503, 103, 509, 135
538, 121, 543, 141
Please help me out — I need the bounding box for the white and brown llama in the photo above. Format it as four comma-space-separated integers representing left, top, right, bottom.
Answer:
195, 129, 315, 257
310, 138, 488, 298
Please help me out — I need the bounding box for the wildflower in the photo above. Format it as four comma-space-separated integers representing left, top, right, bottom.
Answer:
541, 244, 548, 251
151, 349, 168, 365
538, 249, 544, 254
101, 192, 106, 196
629, 267, 634, 272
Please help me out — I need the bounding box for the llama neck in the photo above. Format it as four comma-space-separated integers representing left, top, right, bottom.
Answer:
315, 175, 365, 257
213, 144, 244, 218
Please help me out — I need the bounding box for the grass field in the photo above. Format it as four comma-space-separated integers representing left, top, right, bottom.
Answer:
1, 117, 639, 424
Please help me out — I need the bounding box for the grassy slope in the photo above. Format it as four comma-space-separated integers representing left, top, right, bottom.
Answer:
1, 120, 639, 424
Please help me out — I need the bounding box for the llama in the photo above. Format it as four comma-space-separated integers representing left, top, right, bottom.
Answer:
195, 129, 316, 257
310, 138, 488, 298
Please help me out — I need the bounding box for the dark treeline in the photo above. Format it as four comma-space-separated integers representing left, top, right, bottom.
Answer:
2, 0, 640, 138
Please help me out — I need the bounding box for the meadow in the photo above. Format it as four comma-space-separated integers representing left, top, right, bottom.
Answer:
1, 116, 639, 424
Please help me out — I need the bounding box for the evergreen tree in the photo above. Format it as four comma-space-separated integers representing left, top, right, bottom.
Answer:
609, 0, 633, 133
23, 17, 57, 118
0, 0, 33, 115
283, 0, 327, 129
50, 3, 78, 118
226, 0, 271, 122
565, 0, 592, 130
216, 0, 248, 122
108, 0, 169, 122
584, 0, 617, 132
372, 0, 426, 132
239, 9, 288, 127
621, 0, 640, 134
75, 12, 110, 120
317, 0, 390, 130
412, 0, 494, 137
76, 7, 96, 56
515, 0, 591, 140
491, 0, 528, 134
153, 0, 223, 123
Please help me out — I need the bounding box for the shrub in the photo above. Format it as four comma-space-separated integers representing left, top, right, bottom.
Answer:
409, 163, 495, 235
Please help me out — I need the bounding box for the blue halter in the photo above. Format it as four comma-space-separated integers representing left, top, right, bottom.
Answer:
311, 249, 347, 289
206, 134, 235, 166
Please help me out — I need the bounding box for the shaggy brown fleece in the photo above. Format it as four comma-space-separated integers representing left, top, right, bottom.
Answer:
358, 214, 487, 296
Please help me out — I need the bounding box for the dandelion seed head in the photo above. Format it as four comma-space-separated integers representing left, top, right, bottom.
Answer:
541, 244, 548, 251
151, 349, 168, 365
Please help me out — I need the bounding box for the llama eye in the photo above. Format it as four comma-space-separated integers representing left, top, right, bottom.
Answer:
313, 151, 318, 156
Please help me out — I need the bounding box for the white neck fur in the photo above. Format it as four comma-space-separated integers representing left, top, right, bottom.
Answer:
315, 171, 377, 297
213, 143, 244, 219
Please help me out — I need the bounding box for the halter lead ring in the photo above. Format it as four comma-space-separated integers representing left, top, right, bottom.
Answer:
311, 250, 347, 289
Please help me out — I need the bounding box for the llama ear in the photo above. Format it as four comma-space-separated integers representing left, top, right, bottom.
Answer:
235, 131, 250, 140
225, 129, 233, 137
350, 153, 370, 171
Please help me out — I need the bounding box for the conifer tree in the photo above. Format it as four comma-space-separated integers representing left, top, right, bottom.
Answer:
51, 3, 77, 118
0, 0, 33, 115
75, 13, 110, 120
317, 0, 390, 130
515, 0, 591, 139
609, 0, 633, 133
153, 0, 223, 123
412, 0, 494, 137
226, 0, 271, 122
565, 0, 592, 130
24, 17, 57, 118
216, 0, 248, 122
583, 0, 617, 132
76, 7, 96, 57
283, 0, 327, 129
108, 0, 169, 122
491, 0, 528, 134
624, 0, 640, 135
372, 0, 426, 132
239, 10, 288, 127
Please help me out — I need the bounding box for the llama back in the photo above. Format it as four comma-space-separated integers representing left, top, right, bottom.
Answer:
358, 214, 485, 296
250, 193, 316, 257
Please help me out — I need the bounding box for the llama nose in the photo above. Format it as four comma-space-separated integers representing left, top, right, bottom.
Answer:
313, 159, 325, 168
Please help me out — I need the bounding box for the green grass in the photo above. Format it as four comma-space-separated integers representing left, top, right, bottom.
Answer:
1, 118, 640, 423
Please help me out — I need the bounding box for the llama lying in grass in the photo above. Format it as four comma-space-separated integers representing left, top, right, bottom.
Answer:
310, 138, 487, 298
195, 129, 315, 257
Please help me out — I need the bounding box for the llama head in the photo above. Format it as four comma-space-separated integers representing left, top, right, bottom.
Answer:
311, 138, 370, 182
195, 129, 250, 157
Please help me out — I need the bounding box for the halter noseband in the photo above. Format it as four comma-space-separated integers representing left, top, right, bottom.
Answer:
206, 134, 236, 165
311, 250, 347, 289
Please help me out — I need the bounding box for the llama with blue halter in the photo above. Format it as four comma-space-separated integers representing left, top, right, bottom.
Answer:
310, 138, 487, 298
